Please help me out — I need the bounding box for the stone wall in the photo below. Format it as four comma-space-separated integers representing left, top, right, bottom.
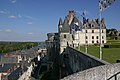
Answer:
61, 63, 120, 80
60, 47, 109, 77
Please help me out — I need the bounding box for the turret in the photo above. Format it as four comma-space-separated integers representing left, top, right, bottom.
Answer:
58, 17, 63, 33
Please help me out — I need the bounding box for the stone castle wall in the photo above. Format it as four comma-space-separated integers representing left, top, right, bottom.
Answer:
61, 47, 109, 74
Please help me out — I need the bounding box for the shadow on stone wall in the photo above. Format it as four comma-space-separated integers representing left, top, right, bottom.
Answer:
60, 46, 109, 78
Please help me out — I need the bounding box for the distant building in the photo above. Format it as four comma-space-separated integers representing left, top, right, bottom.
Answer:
0, 54, 22, 63
46, 10, 106, 54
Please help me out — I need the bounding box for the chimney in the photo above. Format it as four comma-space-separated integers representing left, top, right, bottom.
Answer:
68, 10, 75, 25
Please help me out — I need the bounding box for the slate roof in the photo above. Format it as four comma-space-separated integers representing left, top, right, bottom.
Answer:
8, 66, 28, 80
0, 63, 18, 73
61, 16, 70, 33
82, 18, 106, 29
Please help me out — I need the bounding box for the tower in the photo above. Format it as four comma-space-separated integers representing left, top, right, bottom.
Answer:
58, 11, 75, 54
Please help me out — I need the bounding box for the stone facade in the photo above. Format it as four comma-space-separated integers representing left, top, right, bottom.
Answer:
79, 29, 106, 45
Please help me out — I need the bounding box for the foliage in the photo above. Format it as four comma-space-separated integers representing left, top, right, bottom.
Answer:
0, 42, 38, 54
104, 44, 120, 48
106, 28, 119, 39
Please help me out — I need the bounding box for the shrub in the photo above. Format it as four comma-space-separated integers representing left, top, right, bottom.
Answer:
104, 45, 109, 48
104, 44, 120, 48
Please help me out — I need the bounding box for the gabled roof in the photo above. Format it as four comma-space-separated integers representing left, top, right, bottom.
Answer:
82, 18, 106, 29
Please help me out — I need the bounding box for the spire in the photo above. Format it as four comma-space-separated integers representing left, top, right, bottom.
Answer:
58, 17, 62, 26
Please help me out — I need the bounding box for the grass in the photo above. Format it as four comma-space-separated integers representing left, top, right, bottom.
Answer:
78, 45, 120, 63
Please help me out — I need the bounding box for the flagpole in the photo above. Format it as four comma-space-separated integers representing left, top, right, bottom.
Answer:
99, 1, 102, 60
82, 12, 88, 53
85, 24, 87, 53
98, 0, 117, 60
78, 30, 80, 50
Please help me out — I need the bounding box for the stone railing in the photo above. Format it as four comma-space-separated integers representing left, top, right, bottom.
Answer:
61, 63, 120, 80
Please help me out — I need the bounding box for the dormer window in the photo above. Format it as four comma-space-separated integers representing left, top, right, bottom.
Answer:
89, 24, 91, 27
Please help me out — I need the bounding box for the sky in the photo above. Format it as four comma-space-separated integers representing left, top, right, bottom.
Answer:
0, 0, 120, 42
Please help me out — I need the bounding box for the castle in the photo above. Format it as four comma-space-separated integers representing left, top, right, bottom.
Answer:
45, 11, 120, 80
46, 10, 106, 54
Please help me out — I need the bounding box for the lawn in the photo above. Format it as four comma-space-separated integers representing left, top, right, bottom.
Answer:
78, 45, 120, 63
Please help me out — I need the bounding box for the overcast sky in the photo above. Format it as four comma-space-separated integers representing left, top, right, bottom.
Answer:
0, 0, 120, 41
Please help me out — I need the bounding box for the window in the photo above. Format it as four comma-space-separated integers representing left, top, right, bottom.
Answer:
86, 41, 88, 43
86, 30, 87, 33
72, 35, 74, 40
86, 36, 88, 39
102, 36, 104, 39
64, 34, 66, 38
96, 36, 98, 39
92, 30, 94, 33
63, 48, 66, 52
102, 40, 104, 43
92, 36, 94, 39
89, 24, 91, 27
92, 41, 94, 43
97, 40, 99, 43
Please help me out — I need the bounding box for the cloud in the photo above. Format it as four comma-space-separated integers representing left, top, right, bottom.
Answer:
26, 16, 37, 20
8, 15, 17, 19
75, 10, 89, 15
27, 33, 33, 35
10, 0, 17, 3
0, 10, 7, 14
83, 10, 89, 15
0, 29, 12, 32
5, 29, 12, 32
27, 22, 33, 25
0, 31, 46, 42
75, 11, 82, 14
0, 9, 9, 14
18, 14, 22, 18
